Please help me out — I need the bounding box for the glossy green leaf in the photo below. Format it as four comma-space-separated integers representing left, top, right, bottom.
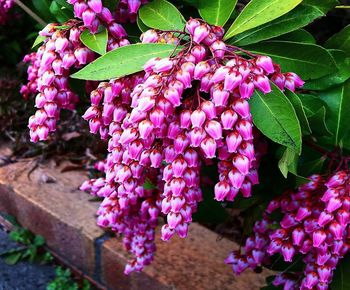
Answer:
49, 1, 72, 23
137, 15, 150, 32
308, 106, 332, 136
250, 84, 302, 154
285, 91, 311, 134
198, 0, 237, 27
230, 5, 322, 46
319, 80, 350, 145
304, 50, 350, 90
274, 29, 315, 43
32, 0, 51, 21
224, 0, 302, 40
299, 156, 326, 176
139, 0, 185, 31
244, 41, 337, 79
80, 28, 108, 55
278, 147, 298, 178
325, 24, 350, 55
302, 0, 338, 14
54, 0, 73, 10
32, 35, 46, 49
331, 254, 350, 290
72, 43, 181, 81
297, 94, 326, 117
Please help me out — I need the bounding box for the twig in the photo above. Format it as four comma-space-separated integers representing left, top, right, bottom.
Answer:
335, 5, 350, 8
14, 0, 47, 26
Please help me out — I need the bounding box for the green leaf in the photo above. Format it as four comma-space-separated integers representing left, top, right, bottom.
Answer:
71, 43, 181, 81
302, 0, 338, 14
325, 24, 350, 55
49, 1, 72, 23
32, 0, 51, 21
243, 41, 337, 79
299, 156, 326, 176
250, 84, 302, 154
297, 93, 326, 117
285, 91, 311, 134
80, 28, 108, 55
308, 106, 332, 136
198, 0, 237, 27
139, 0, 185, 31
224, 0, 302, 40
32, 35, 46, 49
103, 0, 120, 11
3, 251, 23, 265
274, 29, 315, 44
278, 147, 298, 178
331, 254, 350, 290
137, 15, 150, 33
230, 4, 322, 46
319, 81, 350, 145
303, 50, 350, 90
54, 0, 73, 10
34, 235, 45, 246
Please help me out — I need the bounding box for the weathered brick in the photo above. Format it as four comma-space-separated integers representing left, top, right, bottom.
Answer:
0, 152, 272, 290
0, 159, 104, 275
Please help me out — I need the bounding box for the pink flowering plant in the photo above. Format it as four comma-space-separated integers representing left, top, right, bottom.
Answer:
1, 0, 350, 289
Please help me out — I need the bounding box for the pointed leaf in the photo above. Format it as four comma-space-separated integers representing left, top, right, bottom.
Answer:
139, 0, 185, 31
3, 251, 23, 265
285, 91, 311, 134
325, 24, 350, 55
299, 156, 326, 176
278, 147, 298, 178
71, 43, 181, 81
243, 41, 337, 79
49, 1, 72, 23
32, 35, 46, 49
274, 29, 315, 44
80, 28, 108, 55
302, 0, 338, 14
319, 80, 350, 145
230, 4, 323, 46
297, 94, 326, 117
250, 84, 302, 154
304, 50, 350, 90
308, 106, 332, 136
198, 0, 237, 27
137, 15, 150, 32
224, 0, 302, 40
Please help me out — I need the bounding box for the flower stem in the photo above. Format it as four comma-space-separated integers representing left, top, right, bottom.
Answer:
14, 0, 47, 27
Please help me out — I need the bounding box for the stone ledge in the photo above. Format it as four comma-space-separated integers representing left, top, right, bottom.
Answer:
0, 152, 270, 290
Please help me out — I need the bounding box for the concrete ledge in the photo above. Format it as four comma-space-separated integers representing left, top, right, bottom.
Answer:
0, 151, 270, 289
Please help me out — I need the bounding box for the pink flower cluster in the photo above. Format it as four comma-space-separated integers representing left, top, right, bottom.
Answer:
21, 0, 144, 142
67, 0, 143, 34
226, 171, 350, 289
115, 0, 148, 23
0, 0, 13, 24
80, 19, 303, 273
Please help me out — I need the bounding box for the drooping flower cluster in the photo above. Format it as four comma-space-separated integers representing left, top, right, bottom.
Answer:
226, 171, 350, 289
80, 18, 304, 274
21, 0, 146, 142
0, 0, 13, 24
67, 0, 145, 33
